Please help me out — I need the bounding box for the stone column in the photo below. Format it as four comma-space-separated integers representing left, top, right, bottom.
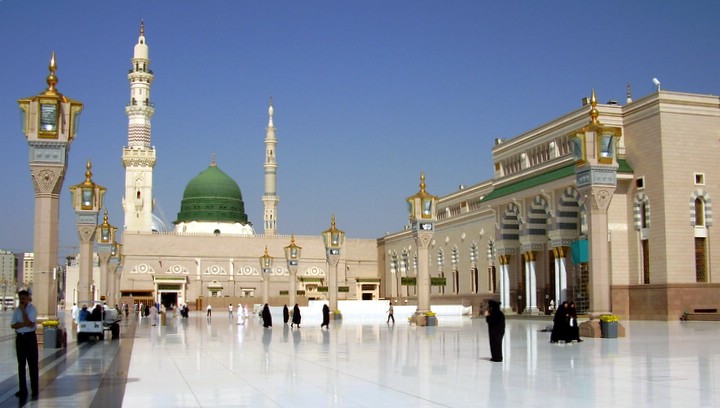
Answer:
523, 251, 539, 314
581, 187, 615, 315
98, 251, 112, 302
262, 273, 270, 305
414, 230, 433, 314
288, 264, 298, 308
30, 165, 65, 318
77, 224, 96, 303
558, 247, 568, 303
327, 254, 339, 312
499, 255, 511, 312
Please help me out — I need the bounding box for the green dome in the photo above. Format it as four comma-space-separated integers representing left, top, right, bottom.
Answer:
175, 165, 249, 224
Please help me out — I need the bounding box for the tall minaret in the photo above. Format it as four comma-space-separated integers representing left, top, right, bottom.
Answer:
262, 98, 279, 235
122, 20, 156, 232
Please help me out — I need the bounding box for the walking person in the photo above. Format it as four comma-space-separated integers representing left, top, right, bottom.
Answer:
71, 303, 79, 323
485, 299, 505, 362
321, 304, 330, 329
228, 304, 233, 319
11, 290, 38, 399
283, 305, 290, 325
550, 301, 569, 343
149, 304, 158, 326
566, 301, 583, 343
386, 301, 395, 324
291, 304, 301, 329
261, 303, 272, 328
206, 304, 212, 318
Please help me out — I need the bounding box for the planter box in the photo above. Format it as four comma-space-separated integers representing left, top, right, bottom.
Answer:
43, 327, 64, 348
600, 321, 618, 338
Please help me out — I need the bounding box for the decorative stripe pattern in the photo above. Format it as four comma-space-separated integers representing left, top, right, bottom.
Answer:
501, 203, 520, 241
528, 195, 549, 235
129, 124, 151, 147
690, 190, 713, 227
557, 187, 582, 232
633, 193, 651, 230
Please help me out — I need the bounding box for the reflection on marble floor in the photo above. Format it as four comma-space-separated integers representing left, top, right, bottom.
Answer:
1, 310, 719, 407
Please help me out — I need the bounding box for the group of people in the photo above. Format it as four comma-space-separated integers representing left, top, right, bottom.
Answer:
550, 301, 582, 343
274, 303, 331, 329
70, 303, 105, 322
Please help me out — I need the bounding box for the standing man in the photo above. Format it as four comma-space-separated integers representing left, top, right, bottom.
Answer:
10, 290, 38, 399
386, 301, 395, 324
228, 303, 233, 319
70, 303, 79, 323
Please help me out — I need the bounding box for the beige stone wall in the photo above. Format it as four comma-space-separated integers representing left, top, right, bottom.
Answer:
119, 232, 378, 306
623, 92, 720, 285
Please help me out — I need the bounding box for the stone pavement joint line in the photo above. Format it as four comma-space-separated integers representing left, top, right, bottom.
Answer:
1, 311, 719, 407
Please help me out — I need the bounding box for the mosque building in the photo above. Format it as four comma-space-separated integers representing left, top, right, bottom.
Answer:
378, 85, 720, 320
117, 23, 378, 309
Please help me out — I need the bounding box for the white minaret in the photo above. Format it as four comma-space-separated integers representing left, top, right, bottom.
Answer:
262, 98, 279, 235
122, 20, 156, 232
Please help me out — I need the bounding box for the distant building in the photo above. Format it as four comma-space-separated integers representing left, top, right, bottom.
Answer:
0, 250, 17, 304
17, 252, 34, 288
64, 253, 101, 307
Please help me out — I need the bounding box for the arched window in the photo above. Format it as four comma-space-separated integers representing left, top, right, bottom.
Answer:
695, 198, 705, 226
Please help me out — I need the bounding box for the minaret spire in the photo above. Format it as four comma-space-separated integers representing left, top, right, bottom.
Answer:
626, 82, 633, 104
122, 21, 157, 232
262, 97, 279, 236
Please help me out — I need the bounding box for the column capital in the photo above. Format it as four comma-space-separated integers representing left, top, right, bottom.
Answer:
412, 230, 434, 249
579, 185, 616, 213
30, 164, 66, 196
77, 224, 97, 243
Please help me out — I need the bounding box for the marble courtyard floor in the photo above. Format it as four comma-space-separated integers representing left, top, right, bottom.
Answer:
0, 309, 719, 407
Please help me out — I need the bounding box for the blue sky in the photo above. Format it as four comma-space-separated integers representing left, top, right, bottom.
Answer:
1, 1, 719, 259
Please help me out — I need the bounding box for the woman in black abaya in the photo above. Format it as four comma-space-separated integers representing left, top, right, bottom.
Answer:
283, 305, 289, 325
566, 302, 582, 342
321, 304, 330, 329
261, 303, 272, 328
485, 299, 505, 362
550, 301, 569, 343
291, 304, 302, 328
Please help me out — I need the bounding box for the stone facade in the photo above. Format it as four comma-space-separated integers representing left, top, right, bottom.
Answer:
379, 90, 720, 320
119, 232, 378, 309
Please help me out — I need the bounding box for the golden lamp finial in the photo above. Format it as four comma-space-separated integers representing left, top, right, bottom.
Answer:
46, 51, 58, 93
419, 171, 427, 194
263, 245, 269, 256
589, 89, 599, 124
102, 209, 109, 225
140, 19, 145, 36
330, 214, 337, 229
84, 159, 93, 183
290, 235, 296, 245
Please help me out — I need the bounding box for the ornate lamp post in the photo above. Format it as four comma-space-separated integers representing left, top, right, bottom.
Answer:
284, 235, 302, 307
407, 172, 438, 326
18, 53, 83, 318
108, 243, 122, 305
69, 160, 106, 303
569, 89, 622, 316
259, 246, 273, 305
96, 210, 117, 302
322, 215, 345, 315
